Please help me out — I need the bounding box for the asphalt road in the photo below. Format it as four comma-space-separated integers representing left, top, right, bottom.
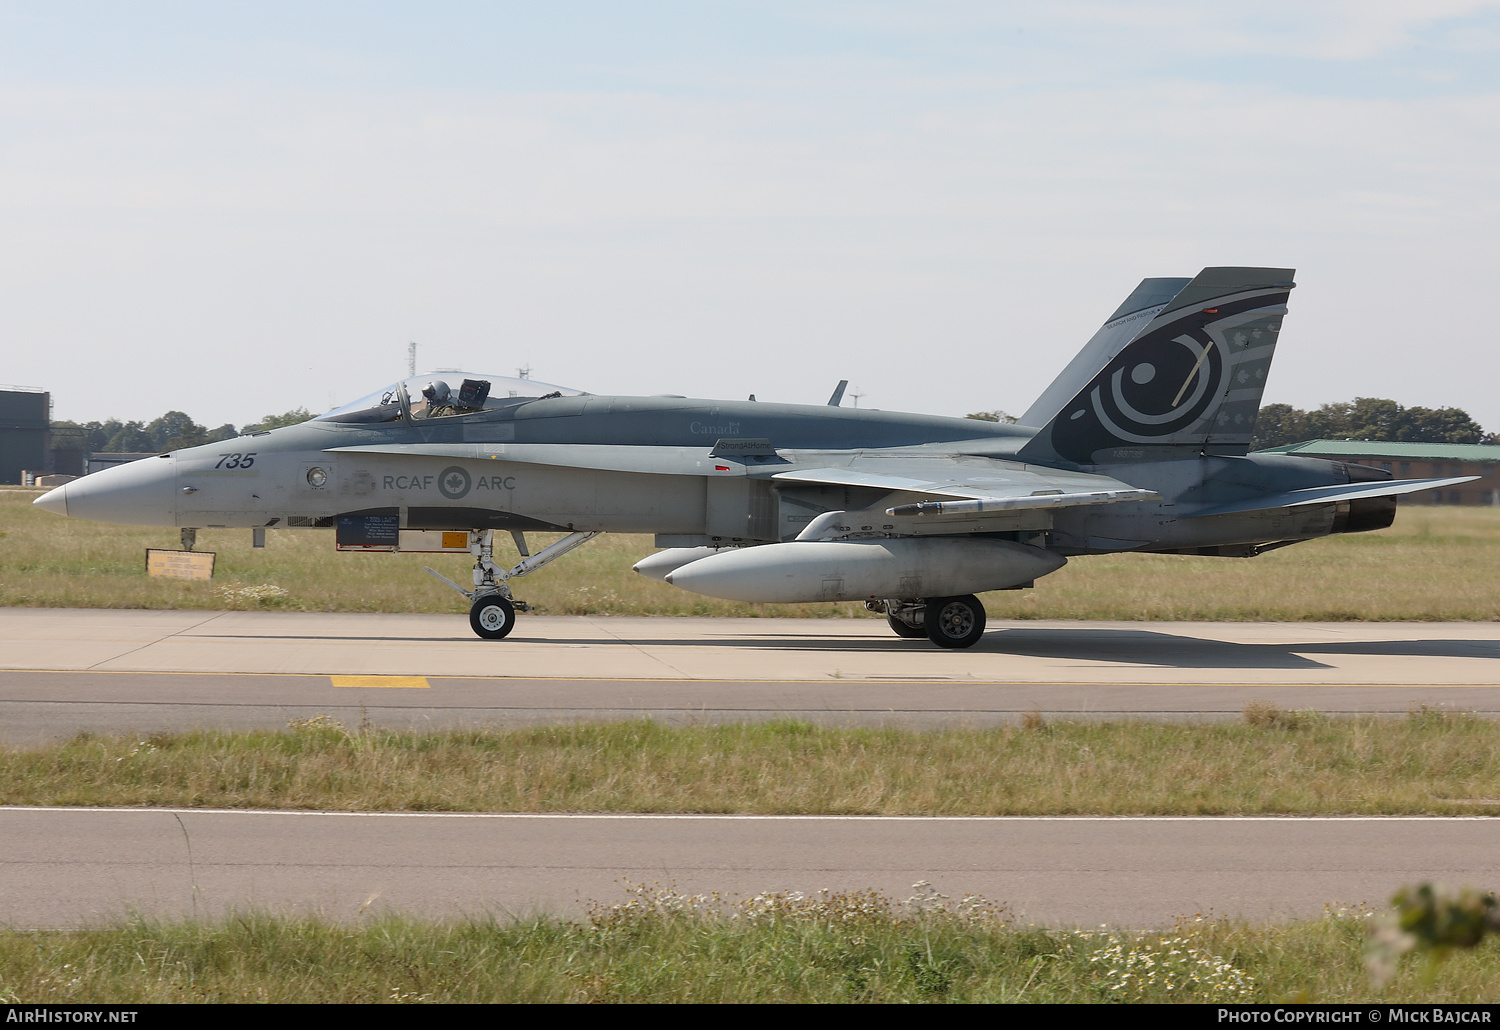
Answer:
4, 808, 1495, 929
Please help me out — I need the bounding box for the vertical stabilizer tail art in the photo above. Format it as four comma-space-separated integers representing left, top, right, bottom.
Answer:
1018, 267, 1295, 466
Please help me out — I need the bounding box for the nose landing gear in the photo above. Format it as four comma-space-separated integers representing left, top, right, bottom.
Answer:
425, 529, 600, 640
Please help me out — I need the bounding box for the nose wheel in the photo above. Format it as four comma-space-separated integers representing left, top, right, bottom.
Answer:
469, 594, 516, 640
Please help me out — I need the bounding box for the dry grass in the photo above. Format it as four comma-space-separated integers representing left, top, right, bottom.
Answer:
4, 490, 1499, 620
0, 491, 868, 618
5, 713, 1499, 815
1242, 699, 1313, 730
2, 896, 1498, 1003
986, 505, 1500, 622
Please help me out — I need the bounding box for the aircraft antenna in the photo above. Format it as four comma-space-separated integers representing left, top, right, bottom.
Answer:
408, 341, 417, 376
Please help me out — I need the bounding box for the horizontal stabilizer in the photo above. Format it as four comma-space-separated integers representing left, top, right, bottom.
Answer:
1184, 477, 1478, 518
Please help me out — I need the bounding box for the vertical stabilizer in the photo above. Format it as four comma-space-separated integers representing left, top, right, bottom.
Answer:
1020, 277, 1191, 428
1018, 267, 1294, 466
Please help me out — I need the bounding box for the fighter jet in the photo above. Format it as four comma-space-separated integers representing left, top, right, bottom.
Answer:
33, 266, 1474, 647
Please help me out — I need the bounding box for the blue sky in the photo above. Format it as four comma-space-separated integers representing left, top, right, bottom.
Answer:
3, 1, 1499, 429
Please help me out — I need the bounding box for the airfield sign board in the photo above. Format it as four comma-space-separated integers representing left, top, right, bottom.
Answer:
145, 548, 216, 580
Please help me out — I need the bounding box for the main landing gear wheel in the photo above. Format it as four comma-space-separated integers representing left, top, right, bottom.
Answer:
886, 613, 926, 639
469, 594, 516, 640
924, 594, 986, 649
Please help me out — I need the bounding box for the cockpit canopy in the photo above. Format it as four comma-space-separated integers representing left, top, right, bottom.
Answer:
318, 373, 583, 424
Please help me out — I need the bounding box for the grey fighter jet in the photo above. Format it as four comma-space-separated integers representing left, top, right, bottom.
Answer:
33, 267, 1474, 647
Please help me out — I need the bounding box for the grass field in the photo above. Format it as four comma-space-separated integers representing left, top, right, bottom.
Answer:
5, 710, 1498, 815
4, 898, 1497, 1003
5, 490, 1500, 620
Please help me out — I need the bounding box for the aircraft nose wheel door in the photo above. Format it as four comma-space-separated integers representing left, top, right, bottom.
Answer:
470, 594, 516, 640
924, 595, 986, 649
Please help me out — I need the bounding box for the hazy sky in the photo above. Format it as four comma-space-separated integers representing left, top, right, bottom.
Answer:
3, 1, 1498, 431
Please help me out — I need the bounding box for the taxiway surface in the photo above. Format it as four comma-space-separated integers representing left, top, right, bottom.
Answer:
2, 608, 1499, 740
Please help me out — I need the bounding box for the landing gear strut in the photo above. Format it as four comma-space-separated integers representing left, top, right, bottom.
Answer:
869, 599, 927, 639
886, 613, 926, 639
425, 529, 601, 640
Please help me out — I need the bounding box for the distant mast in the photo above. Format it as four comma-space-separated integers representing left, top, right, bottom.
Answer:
408, 341, 417, 376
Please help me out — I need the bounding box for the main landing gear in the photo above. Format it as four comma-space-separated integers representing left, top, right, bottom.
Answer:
425, 529, 600, 640
869, 595, 987, 649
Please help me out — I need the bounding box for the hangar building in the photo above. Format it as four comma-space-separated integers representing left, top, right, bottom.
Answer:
0, 387, 49, 485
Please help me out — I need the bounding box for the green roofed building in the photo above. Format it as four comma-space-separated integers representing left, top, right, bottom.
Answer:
1256, 440, 1500, 505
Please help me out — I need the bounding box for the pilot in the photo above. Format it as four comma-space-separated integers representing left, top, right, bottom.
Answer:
421, 380, 455, 418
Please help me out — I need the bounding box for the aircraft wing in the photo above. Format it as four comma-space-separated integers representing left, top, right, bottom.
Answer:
772, 461, 1157, 514
1184, 476, 1479, 518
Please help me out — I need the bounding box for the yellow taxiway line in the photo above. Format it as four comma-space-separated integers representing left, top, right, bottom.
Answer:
329, 675, 431, 689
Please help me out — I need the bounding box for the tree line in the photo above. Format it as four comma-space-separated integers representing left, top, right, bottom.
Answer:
50, 408, 314, 453
963, 397, 1496, 450
1249, 398, 1496, 451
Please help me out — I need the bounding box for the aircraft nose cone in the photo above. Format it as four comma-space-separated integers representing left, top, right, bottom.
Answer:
48, 454, 178, 526
33, 485, 68, 517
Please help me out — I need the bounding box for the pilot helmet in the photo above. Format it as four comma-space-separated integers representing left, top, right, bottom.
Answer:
421, 380, 452, 405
